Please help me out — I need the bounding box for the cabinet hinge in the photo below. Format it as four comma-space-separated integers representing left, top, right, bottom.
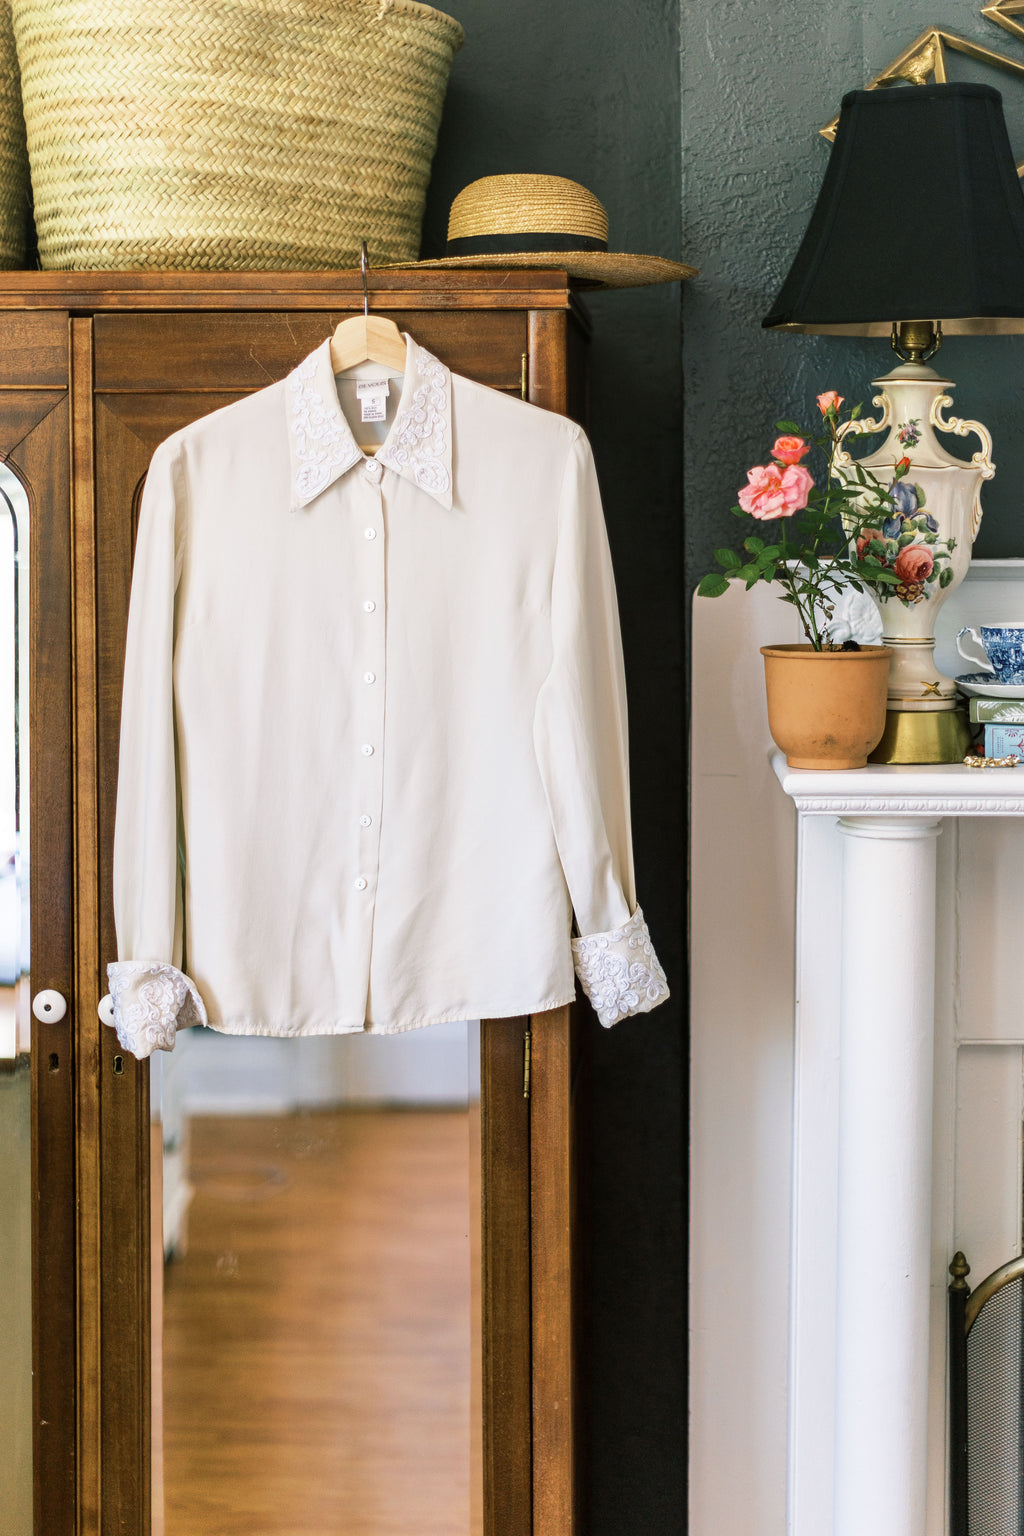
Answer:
523, 1029, 532, 1099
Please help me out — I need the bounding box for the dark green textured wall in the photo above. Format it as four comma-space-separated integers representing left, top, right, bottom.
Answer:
683, 2, 1024, 592
422, 4, 686, 1532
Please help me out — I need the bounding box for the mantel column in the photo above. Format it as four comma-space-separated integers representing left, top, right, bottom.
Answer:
834, 814, 942, 1536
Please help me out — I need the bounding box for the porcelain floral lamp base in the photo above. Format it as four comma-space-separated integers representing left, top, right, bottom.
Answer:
836, 360, 993, 763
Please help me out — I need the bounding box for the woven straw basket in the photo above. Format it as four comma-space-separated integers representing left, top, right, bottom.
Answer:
0, 0, 29, 267
10, 0, 464, 271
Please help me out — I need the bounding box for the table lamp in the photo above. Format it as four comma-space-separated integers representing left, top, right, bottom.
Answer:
764, 81, 1024, 763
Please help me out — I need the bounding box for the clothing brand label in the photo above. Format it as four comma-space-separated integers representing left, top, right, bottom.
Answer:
356, 379, 390, 423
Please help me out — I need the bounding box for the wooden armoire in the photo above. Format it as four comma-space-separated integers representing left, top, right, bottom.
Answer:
2, 269, 590, 1536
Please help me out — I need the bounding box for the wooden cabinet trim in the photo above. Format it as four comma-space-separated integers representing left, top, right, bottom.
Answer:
69, 317, 104, 1536
0, 270, 593, 327
11, 385, 77, 1535
530, 1005, 581, 1536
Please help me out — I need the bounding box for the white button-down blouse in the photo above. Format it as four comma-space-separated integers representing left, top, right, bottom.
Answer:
106, 334, 669, 1058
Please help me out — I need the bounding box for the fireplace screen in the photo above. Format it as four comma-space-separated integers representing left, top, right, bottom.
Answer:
949, 1253, 1024, 1536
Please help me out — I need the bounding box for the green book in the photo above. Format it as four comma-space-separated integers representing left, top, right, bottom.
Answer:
968, 696, 1024, 723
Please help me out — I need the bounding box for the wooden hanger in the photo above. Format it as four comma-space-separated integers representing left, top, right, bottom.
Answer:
329, 241, 407, 374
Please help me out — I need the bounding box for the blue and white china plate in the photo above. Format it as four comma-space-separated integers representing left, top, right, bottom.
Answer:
956, 671, 1024, 700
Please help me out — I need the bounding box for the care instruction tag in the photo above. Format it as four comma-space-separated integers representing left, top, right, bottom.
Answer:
356, 378, 390, 423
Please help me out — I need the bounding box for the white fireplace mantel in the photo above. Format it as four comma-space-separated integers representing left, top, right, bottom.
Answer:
689, 562, 1024, 1536
773, 754, 1024, 820
772, 752, 1024, 1536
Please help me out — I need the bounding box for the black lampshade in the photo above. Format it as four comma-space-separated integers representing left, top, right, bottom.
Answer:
764, 82, 1024, 335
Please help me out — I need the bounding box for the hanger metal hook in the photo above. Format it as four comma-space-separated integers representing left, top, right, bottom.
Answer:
360, 240, 370, 318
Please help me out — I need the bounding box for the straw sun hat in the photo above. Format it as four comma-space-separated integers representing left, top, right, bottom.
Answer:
384, 173, 698, 289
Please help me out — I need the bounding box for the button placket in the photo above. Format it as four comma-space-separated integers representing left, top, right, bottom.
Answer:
355, 469, 387, 918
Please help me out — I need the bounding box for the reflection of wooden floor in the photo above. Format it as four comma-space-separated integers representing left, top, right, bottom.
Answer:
161, 1110, 471, 1536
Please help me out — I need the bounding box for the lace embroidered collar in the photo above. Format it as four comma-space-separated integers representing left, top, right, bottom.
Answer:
286, 335, 453, 512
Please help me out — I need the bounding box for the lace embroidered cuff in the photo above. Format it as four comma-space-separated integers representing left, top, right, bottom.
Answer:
572, 906, 670, 1027
106, 961, 208, 1059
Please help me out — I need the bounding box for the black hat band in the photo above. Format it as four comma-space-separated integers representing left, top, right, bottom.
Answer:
445, 231, 608, 256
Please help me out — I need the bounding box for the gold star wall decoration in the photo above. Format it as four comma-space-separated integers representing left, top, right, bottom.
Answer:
820, 17, 1024, 175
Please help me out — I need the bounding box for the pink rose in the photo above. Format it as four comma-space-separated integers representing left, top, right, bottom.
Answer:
771, 434, 809, 465
893, 545, 934, 583
816, 391, 844, 416
737, 462, 814, 520
856, 528, 884, 559
779, 463, 814, 512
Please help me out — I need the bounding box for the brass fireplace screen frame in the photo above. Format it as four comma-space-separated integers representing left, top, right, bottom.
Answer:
948, 1250, 1024, 1536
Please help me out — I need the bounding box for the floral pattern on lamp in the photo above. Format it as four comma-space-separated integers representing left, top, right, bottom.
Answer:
853, 472, 956, 606
835, 363, 994, 712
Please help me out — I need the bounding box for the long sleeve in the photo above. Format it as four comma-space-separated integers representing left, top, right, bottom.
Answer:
533, 428, 669, 1026
106, 440, 206, 1058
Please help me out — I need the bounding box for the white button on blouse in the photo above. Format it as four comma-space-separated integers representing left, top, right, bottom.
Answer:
106, 333, 669, 1059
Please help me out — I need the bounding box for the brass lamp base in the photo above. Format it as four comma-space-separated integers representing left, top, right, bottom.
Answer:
868, 707, 971, 765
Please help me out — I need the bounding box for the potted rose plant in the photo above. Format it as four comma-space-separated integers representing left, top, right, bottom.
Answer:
699, 392, 956, 769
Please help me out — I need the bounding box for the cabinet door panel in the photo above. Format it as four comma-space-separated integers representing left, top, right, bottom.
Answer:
0, 383, 75, 1533
91, 390, 152, 1536
0, 313, 68, 388
93, 310, 529, 394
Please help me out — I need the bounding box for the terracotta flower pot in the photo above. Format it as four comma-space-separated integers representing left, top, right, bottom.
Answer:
760, 644, 894, 770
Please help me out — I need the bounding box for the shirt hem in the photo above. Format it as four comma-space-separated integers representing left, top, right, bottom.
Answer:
199, 991, 579, 1039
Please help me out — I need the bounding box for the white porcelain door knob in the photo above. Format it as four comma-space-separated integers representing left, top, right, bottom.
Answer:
97, 994, 115, 1027
32, 988, 67, 1023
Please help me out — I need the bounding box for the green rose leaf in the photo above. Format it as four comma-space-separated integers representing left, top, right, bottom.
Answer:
939, 566, 954, 588
697, 572, 730, 598
715, 548, 742, 569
